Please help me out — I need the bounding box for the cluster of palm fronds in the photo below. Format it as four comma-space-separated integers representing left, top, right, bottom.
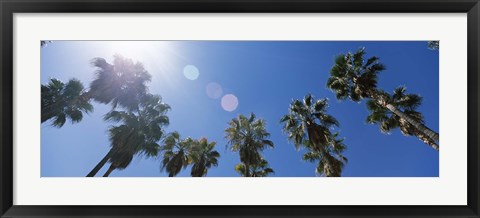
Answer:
280, 95, 347, 177
225, 113, 275, 177
161, 132, 220, 177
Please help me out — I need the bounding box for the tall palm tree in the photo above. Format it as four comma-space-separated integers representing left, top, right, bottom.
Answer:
225, 113, 274, 177
85, 56, 162, 176
280, 94, 347, 177
41, 78, 93, 127
326, 48, 439, 149
234, 159, 274, 177
161, 132, 193, 177
86, 94, 170, 177
189, 138, 220, 177
88, 55, 152, 111
366, 87, 438, 150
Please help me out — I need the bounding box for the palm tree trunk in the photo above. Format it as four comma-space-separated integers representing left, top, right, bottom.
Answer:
244, 150, 251, 177
306, 125, 336, 177
245, 163, 250, 177
86, 150, 113, 177
368, 90, 439, 151
413, 129, 439, 150
103, 164, 116, 177
385, 104, 439, 151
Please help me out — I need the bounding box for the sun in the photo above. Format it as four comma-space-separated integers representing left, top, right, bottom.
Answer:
101, 41, 180, 82
103, 41, 177, 69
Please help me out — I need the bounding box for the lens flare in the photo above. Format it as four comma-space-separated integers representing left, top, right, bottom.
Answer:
183, 65, 199, 80
221, 94, 239, 112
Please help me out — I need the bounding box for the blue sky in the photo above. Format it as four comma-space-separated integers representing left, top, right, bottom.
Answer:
41, 41, 439, 177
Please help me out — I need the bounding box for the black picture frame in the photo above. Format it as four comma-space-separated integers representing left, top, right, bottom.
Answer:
1, 0, 479, 217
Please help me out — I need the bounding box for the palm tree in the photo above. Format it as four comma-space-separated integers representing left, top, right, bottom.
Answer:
41, 41, 52, 47
189, 138, 220, 177
161, 132, 193, 177
86, 94, 170, 177
302, 133, 347, 177
280, 94, 347, 177
366, 87, 438, 150
41, 78, 93, 127
88, 55, 152, 111
234, 159, 274, 177
225, 113, 274, 177
84, 56, 163, 176
326, 48, 439, 149
428, 41, 439, 50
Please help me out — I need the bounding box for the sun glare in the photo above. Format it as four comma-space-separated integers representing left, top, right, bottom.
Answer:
103, 41, 177, 74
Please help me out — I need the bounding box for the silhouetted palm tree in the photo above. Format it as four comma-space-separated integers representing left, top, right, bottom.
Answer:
89, 55, 152, 111
189, 138, 220, 177
225, 113, 274, 177
326, 48, 439, 150
366, 87, 438, 150
86, 94, 170, 177
280, 94, 347, 177
161, 132, 193, 177
234, 159, 274, 177
41, 78, 93, 127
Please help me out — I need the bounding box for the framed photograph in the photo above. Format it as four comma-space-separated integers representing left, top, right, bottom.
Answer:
1, 0, 479, 217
